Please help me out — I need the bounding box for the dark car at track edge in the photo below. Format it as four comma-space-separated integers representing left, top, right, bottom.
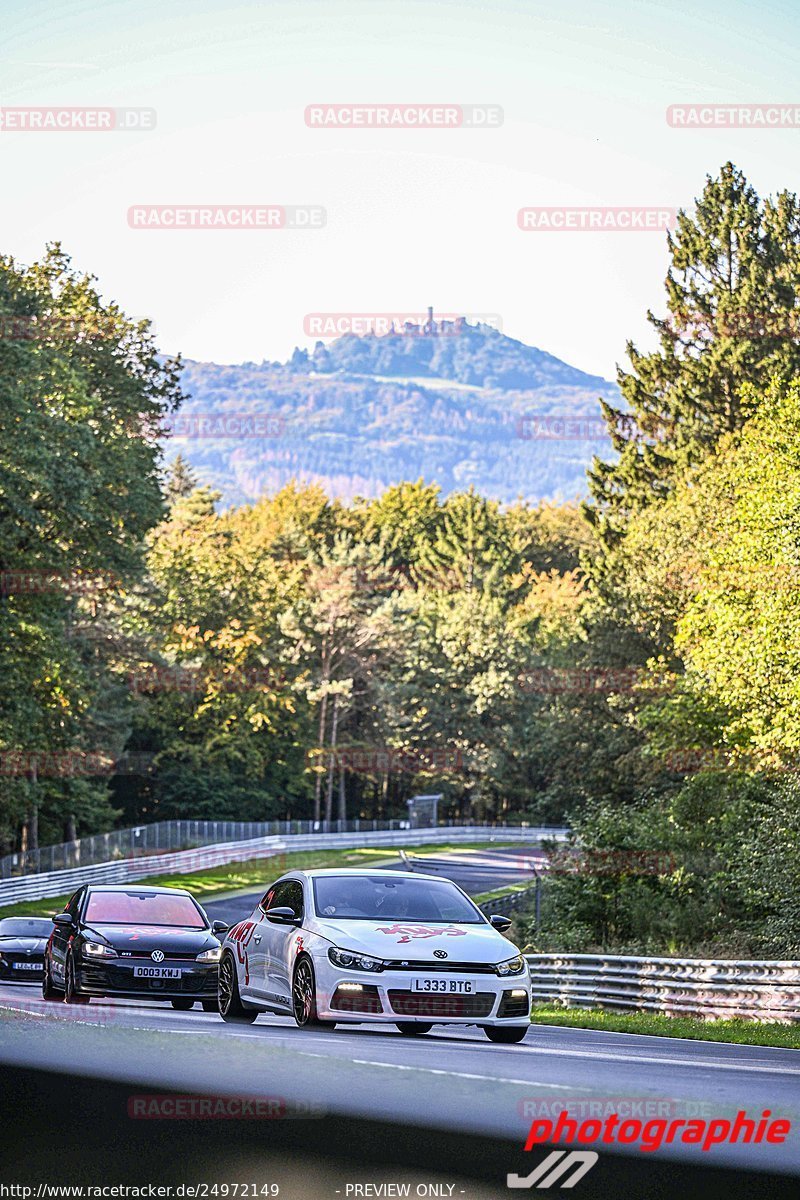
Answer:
0, 916, 52, 982
42, 883, 228, 1010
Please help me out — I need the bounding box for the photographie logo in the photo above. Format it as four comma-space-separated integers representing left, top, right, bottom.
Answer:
667, 104, 800, 129
0, 107, 156, 132
508, 1150, 598, 1189
518, 207, 677, 232
127, 205, 326, 230
305, 103, 503, 129
303, 311, 502, 338
521, 1106, 790, 1156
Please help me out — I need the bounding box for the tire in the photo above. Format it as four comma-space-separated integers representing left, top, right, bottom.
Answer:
171, 999, 194, 1011
42, 959, 62, 1001
292, 956, 332, 1028
396, 1023, 433, 1036
218, 952, 257, 1023
64, 954, 90, 1005
201, 998, 219, 1013
483, 1025, 528, 1044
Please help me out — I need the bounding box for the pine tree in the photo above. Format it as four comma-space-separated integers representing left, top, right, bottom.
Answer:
587, 162, 800, 546
165, 453, 197, 504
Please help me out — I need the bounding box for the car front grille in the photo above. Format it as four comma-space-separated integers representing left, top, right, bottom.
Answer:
81, 966, 217, 993
382, 960, 498, 974
387, 990, 495, 1018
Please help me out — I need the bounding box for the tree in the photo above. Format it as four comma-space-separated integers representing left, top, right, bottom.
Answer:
165, 454, 197, 504
587, 163, 800, 546
0, 244, 183, 851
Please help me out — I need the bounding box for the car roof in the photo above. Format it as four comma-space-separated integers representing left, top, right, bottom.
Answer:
85, 884, 193, 895
279, 868, 450, 882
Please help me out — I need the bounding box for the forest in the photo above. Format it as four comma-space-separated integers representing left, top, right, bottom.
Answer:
2, 162, 799, 956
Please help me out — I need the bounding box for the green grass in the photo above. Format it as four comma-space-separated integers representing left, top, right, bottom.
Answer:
472, 881, 534, 904
530, 1004, 800, 1049
0, 840, 520, 918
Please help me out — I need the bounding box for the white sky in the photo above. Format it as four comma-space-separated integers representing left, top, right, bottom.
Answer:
2, 0, 800, 378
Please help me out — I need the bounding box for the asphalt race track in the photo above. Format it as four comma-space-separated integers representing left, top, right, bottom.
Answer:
0, 845, 798, 1188
1, 980, 799, 1178
203, 845, 547, 926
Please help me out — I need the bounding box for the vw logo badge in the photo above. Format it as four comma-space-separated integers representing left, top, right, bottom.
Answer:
151, 949, 165, 963
433, 950, 448, 959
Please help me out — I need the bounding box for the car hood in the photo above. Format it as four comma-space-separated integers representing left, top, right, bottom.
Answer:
83, 925, 219, 955
0, 937, 47, 953
308, 919, 519, 963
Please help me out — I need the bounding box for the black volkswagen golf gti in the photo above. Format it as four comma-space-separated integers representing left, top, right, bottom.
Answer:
43, 884, 228, 1009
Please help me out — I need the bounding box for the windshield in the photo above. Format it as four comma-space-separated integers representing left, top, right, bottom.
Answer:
312, 875, 484, 923
0, 917, 52, 938
84, 891, 207, 928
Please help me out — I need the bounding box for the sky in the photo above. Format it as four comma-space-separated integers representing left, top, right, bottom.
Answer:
1, 0, 800, 378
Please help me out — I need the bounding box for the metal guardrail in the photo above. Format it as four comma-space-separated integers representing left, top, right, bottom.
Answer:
525, 953, 800, 1022
1, 817, 482, 879
479, 886, 539, 916
0, 825, 566, 908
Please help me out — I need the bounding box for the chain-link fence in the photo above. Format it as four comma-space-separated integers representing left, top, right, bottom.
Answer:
0, 817, 519, 879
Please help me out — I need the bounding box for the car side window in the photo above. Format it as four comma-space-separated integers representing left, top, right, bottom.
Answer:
262, 880, 303, 917
282, 880, 304, 919
65, 889, 82, 921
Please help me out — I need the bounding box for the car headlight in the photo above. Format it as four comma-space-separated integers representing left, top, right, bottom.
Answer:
83, 941, 117, 959
328, 947, 384, 972
495, 955, 526, 976
196, 947, 222, 963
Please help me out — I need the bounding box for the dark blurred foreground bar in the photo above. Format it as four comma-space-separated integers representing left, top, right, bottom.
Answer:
1, 1065, 797, 1200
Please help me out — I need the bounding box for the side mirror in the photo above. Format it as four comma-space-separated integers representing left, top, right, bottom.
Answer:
211, 920, 229, 935
266, 906, 301, 926
53, 913, 74, 928
489, 914, 512, 932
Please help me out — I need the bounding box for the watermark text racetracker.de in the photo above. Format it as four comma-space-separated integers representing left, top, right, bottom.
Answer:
667, 104, 800, 128
127, 1094, 324, 1120
127, 413, 286, 439
517, 207, 677, 232
304, 312, 502, 338
305, 746, 463, 775
127, 206, 326, 230
305, 103, 502, 128
0, 107, 156, 132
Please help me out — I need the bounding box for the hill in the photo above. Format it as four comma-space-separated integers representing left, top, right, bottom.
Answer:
172, 315, 620, 505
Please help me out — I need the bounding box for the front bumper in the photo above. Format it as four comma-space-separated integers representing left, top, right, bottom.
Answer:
312, 956, 531, 1025
74, 958, 218, 1000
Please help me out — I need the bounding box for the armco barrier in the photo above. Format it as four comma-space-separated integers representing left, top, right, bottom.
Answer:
0, 825, 567, 908
0, 817, 430, 879
525, 952, 800, 1022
